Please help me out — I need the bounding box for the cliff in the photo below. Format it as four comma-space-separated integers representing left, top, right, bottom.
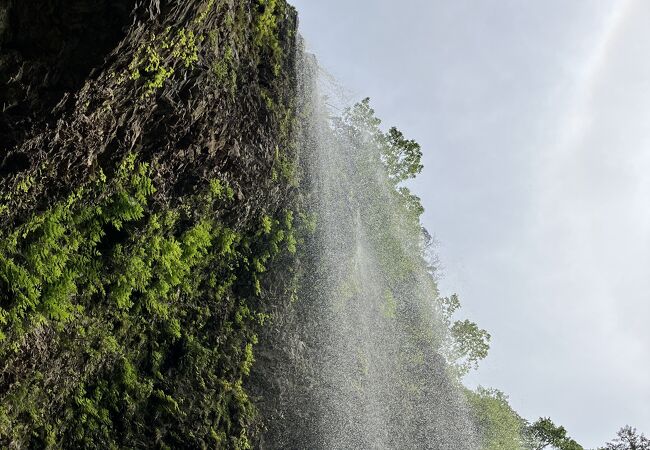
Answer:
0, 0, 301, 447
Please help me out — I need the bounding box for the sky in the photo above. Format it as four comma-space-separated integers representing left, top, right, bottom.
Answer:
291, 0, 650, 447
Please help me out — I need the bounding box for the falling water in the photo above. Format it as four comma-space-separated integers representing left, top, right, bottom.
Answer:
251, 45, 479, 449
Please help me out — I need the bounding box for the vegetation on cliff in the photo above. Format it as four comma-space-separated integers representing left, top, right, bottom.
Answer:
0, 0, 300, 447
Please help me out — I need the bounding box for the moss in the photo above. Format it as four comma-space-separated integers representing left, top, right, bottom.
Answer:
255, 0, 284, 77
194, 0, 217, 25
128, 25, 204, 96
241, 340, 256, 376
166, 29, 202, 68
213, 46, 238, 97
141, 45, 175, 95
272, 145, 298, 186
15, 175, 35, 194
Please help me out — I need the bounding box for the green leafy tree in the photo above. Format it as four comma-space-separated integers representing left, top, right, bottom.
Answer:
382, 126, 423, 184
439, 294, 491, 377
602, 426, 650, 450
467, 387, 528, 450
526, 417, 583, 450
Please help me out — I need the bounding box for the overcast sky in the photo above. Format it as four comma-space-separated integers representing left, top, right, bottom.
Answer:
291, 0, 650, 447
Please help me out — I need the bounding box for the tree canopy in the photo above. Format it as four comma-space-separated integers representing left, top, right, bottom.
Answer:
526, 417, 583, 450
602, 426, 650, 450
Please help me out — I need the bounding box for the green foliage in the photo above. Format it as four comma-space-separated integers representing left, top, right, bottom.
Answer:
167, 29, 201, 67
210, 178, 230, 199
16, 174, 35, 194
261, 215, 273, 235
0, 154, 154, 341
601, 426, 650, 450
449, 319, 491, 372
255, 0, 284, 76
272, 145, 298, 185
468, 391, 585, 450
467, 387, 529, 450
334, 98, 427, 274
383, 126, 423, 184
333, 99, 486, 356
128, 25, 204, 96
142, 45, 175, 93
526, 417, 584, 450
213, 46, 238, 97
0, 148, 298, 447
194, 0, 217, 25
438, 294, 491, 377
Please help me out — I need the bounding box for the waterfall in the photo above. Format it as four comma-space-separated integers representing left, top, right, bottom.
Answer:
251, 44, 479, 450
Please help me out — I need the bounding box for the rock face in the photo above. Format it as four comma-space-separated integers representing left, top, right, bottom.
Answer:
0, 0, 133, 155
0, 0, 300, 447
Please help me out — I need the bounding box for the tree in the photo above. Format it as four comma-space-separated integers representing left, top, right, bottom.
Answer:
526, 417, 583, 450
382, 126, 423, 184
439, 294, 491, 377
466, 387, 529, 450
602, 426, 650, 450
